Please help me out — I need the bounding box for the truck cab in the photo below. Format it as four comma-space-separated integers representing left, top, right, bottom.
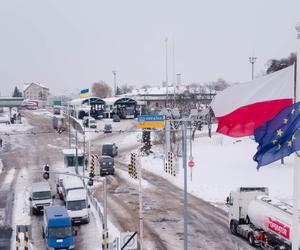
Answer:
227, 187, 268, 230
29, 181, 53, 215
66, 189, 90, 224
43, 205, 76, 250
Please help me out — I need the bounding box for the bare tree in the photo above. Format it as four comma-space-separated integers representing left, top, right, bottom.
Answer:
92, 81, 112, 98
205, 78, 229, 92
266, 53, 296, 74
141, 84, 152, 89
119, 84, 134, 94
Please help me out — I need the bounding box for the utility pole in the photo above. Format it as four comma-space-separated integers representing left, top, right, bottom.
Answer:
112, 70, 117, 96
292, 22, 300, 250
165, 38, 169, 106
249, 56, 257, 80
68, 104, 71, 148
138, 152, 143, 250
182, 121, 188, 250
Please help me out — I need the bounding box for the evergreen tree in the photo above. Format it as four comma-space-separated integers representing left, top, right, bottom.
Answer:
12, 86, 22, 97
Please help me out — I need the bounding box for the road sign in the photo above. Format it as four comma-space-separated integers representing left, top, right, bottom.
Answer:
120, 232, 138, 250
137, 115, 165, 129
188, 160, 194, 168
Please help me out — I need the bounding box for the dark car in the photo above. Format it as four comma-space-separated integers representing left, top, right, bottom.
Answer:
102, 143, 118, 157
112, 115, 120, 122
99, 156, 115, 176
104, 124, 112, 133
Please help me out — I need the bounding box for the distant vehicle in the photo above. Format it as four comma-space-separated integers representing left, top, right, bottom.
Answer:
78, 110, 87, 120
102, 143, 118, 157
112, 115, 120, 122
53, 115, 66, 131
53, 106, 61, 115
103, 124, 112, 133
43, 205, 76, 250
99, 155, 115, 176
83, 117, 97, 129
66, 189, 90, 224
29, 181, 53, 215
21, 100, 39, 110
0, 117, 10, 124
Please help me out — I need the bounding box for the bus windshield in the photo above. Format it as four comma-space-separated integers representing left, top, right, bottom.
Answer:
48, 226, 72, 238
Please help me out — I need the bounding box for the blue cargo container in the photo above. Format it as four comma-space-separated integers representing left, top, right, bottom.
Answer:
43, 205, 75, 250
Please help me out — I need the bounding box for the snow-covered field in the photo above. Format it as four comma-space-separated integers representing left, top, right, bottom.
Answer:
137, 125, 295, 207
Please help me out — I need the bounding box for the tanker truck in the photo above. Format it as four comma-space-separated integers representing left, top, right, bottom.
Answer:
227, 187, 298, 249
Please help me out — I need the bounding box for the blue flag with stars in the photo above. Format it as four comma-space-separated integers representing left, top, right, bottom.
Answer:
253, 101, 300, 169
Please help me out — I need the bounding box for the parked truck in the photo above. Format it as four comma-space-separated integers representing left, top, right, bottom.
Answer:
43, 205, 76, 250
66, 189, 90, 224
227, 187, 298, 249
57, 176, 90, 224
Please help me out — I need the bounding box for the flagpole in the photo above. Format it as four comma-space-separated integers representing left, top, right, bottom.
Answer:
292, 23, 300, 250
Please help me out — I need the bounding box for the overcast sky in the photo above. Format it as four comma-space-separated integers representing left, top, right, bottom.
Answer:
0, 0, 300, 96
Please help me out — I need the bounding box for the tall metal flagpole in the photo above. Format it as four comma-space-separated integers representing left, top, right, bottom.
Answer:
292, 22, 300, 250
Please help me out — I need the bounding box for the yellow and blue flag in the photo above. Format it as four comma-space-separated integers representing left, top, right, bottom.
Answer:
253, 101, 300, 169
80, 88, 90, 98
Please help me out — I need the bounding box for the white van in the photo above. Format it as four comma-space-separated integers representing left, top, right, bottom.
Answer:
66, 189, 90, 224
29, 182, 53, 215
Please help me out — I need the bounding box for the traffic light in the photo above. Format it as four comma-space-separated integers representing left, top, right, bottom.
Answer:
43, 164, 50, 180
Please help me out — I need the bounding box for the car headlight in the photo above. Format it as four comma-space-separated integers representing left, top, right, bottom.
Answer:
69, 244, 75, 249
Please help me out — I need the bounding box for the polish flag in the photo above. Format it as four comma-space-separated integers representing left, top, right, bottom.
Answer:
211, 66, 294, 137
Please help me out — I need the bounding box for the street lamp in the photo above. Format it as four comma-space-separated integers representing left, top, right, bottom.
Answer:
112, 70, 117, 96
249, 56, 257, 80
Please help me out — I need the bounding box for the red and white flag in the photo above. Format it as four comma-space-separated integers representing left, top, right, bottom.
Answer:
211, 66, 294, 137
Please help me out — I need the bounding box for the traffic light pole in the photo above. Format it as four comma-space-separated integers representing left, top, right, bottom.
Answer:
138, 151, 143, 250
182, 121, 188, 250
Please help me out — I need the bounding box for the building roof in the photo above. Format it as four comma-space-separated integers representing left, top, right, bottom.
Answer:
23, 82, 49, 92
62, 149, 83, 156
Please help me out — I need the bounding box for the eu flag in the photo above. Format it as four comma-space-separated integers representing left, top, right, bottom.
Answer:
253, 101, 300, 169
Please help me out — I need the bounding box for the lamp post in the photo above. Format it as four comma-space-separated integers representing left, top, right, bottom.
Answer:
249, 56, 257, 80
292, 22, 300, 250
112, 70, 117, 96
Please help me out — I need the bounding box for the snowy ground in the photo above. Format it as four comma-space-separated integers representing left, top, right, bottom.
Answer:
131, 125, 296, 208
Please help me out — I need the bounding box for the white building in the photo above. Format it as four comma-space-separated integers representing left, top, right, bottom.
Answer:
23, 82, 50, 105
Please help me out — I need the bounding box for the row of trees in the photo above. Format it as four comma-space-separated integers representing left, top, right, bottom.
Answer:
91, 81, 134, 98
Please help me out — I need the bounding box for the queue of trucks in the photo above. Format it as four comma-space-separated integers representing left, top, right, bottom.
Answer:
227, 187, 299, 249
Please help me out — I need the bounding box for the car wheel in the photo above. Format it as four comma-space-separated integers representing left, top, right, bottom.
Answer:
248, 233, 255, 246
230, 221, 238, 235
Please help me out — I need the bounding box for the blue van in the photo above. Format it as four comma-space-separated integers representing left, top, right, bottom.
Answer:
43, 206, 76, 250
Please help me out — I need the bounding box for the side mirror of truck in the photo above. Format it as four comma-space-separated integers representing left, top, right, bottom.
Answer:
226, 196, 232, 206
52, 195, 56, 199
88, 204, 91, 208
73, 230, 78, 236
29, 197, 32, 201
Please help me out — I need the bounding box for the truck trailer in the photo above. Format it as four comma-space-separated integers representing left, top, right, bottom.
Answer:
227, 187, 298, 249
43, 205, 76, 250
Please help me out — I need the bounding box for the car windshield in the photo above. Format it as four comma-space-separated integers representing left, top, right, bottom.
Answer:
48, 226, 72, 238
105, 125, 111, 129
32, 191, 51, 200
89, 120, 96, 124
67, 200, 86, 211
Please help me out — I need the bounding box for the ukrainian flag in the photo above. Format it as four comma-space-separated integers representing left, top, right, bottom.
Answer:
80, 88, 90, 98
